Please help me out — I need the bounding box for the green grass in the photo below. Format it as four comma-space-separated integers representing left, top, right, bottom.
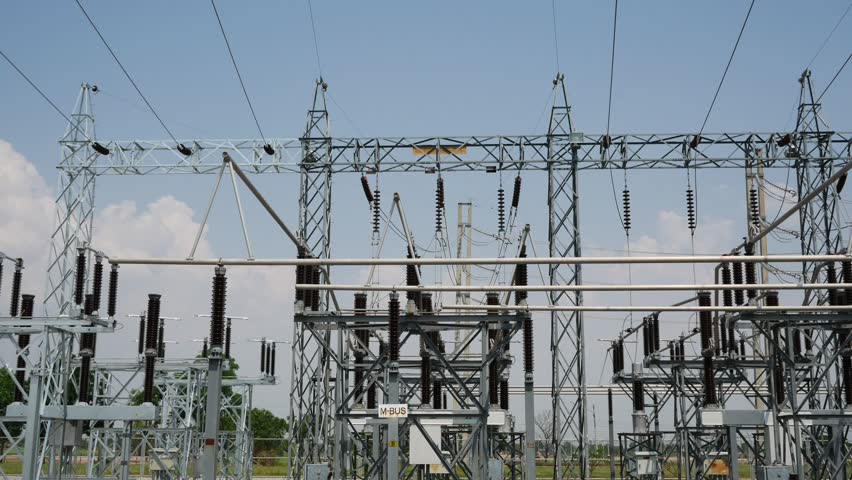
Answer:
0, 458, 762, 478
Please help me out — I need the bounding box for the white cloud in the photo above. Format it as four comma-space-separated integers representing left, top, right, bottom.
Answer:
89, 191, 295, 415
0, 140, 294, 416
0, 140, 54, 295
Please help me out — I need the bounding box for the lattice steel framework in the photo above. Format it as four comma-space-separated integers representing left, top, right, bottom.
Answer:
40, 75, 852, 480
288, 79, 337, 478
46, 84, 98, 316
790, 69, 848, 480
547, 75, 588, 480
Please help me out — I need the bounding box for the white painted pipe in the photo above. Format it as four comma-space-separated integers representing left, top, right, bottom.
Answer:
294, 283, 852, 292
443, 304, 852, 312
109, 253, 852, 266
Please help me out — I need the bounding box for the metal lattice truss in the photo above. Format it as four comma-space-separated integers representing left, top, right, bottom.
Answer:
301, 308, 523, 480
34, 68, 849, 480
83, 357, 270, 480
54, 131, 850, 176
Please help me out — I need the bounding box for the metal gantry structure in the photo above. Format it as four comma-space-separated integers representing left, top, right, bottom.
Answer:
0, 89, 277, 480
602, 71, 852, 480
0, 64, 842, 480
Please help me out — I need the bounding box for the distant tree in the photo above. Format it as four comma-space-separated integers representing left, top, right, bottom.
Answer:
0, 369, 26, 437
0, 369, 17, 412
251, 408, 288, 456
535, 409, 554, 459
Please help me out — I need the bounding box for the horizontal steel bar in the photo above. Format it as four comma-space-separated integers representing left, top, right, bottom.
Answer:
294, 282, 852, 292
109, 253, 852, 266
445, 304, 852, 312
294, 313, 522, 324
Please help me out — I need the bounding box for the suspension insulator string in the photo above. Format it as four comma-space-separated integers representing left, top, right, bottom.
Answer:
107, 265, 119, 318
261, 339, 267, 374
686, 170, 698, 286
372, 188, 381, 237
686, 188, 696, 232
749, 187, 760, 231
9, 259, 23, 317
210, 266, 227, 348
732, 252, 745, 306
92, 255, 103, 313
143, 294, 162, 404
406, 249, 421, 311
74, 249, 86, 307
698, 292, 717, 405
744, 241, 758, 300
511, 175, 522, 209
360, 175, 374, 204
157, 319, 165, 359
435, 176, 445, 234
80, 295, 96, 403
225, 318, 232, 359
137, 313, 145, 356
623, 171, 635, 336
295, 246, 306, 305
720, 262, 732, 353
611, 342, 619, 375
497, 186, 506, 235
388, 292, 400, 362
515, 248, 533, 376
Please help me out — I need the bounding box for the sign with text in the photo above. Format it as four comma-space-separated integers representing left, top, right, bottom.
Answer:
378, 404, 408, 418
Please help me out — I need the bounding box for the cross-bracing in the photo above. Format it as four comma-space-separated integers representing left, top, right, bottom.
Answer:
0, 66, 847, 480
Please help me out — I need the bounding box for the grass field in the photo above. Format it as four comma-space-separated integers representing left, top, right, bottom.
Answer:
0, 458, 760, 478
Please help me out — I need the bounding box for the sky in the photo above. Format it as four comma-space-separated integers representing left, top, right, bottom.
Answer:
0, 0, 850, 437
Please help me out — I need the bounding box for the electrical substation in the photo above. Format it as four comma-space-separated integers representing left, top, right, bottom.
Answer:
1, 3, 852, 480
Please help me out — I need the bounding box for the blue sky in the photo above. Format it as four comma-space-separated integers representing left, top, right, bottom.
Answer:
1, 1, 850, 431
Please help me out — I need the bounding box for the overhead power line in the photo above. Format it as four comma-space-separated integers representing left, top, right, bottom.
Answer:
698, 0, 756, 137
816, 53, 851, 103
74, 0, 181, 146
806, 1, 852, 70
306, 0, 324, 77
551, 0, 561, 73
605, 0, 624, 231
605, 0, 619, 135
0, 47, 89, 140
210, 0, 268, 144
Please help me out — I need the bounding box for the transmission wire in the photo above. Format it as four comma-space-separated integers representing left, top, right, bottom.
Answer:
306, 0, 324, 78
210, 0, 268, 143
697, 0, 756, 137
805, 1, 852, 70
74, 0, 181, 145
816, 53, 851, 103
551, 0, 561, 73
603, 0, 634, 333
0, 48, 90, 141
605, 0, 619, 136
605, 0, 625, 232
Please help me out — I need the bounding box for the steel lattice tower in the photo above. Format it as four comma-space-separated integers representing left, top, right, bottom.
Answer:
547, 74, 588, 480
288, 79, 336, 478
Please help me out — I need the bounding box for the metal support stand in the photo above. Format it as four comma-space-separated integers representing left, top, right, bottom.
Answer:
202, 351, 224, 480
